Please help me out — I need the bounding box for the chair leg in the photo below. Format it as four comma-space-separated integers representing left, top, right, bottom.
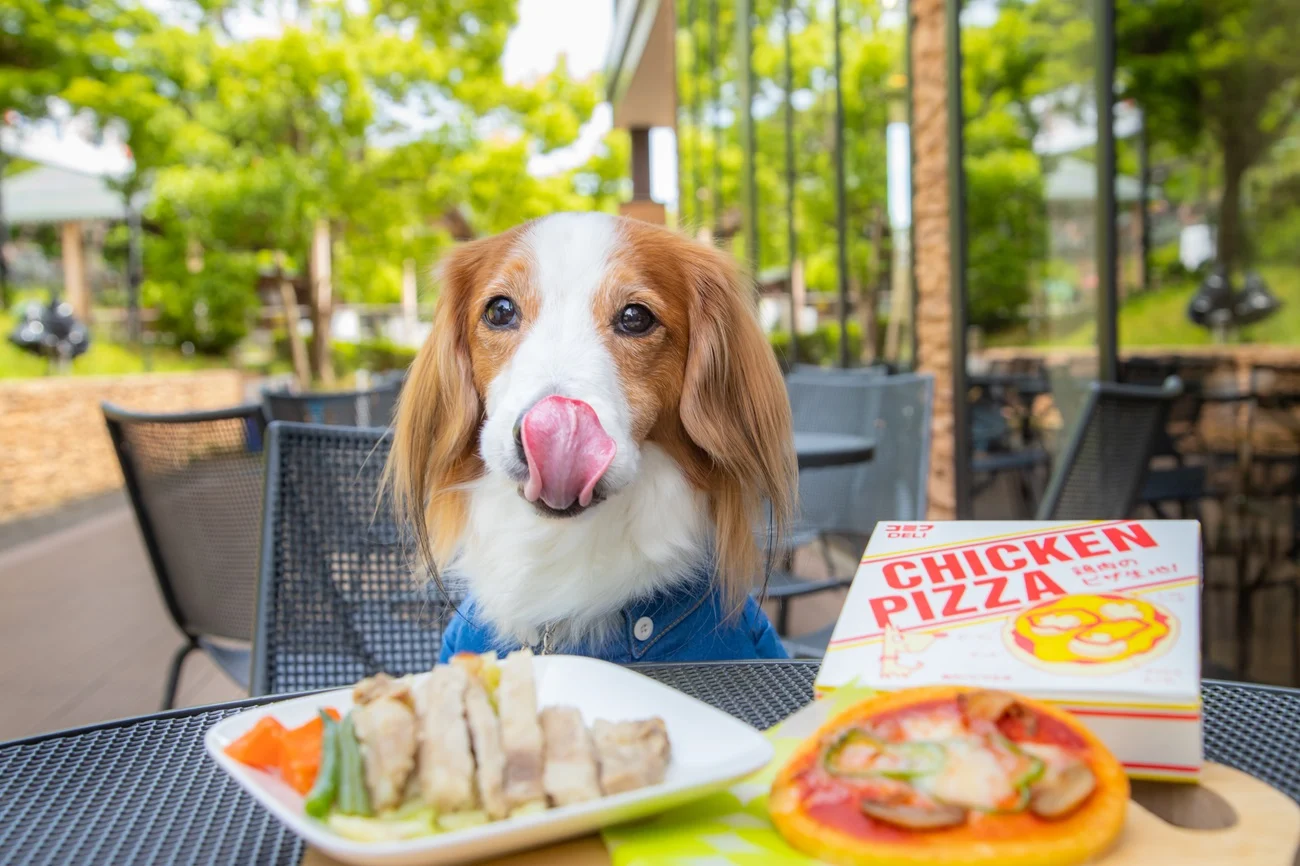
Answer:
162, 640, 196, 711
777, 599, 791, 637
819, 535, 836, 578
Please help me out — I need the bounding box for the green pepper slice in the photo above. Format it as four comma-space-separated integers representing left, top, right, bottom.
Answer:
824, 729, 946, 780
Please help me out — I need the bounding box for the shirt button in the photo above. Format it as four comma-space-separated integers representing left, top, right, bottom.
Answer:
634, 616, 654, 641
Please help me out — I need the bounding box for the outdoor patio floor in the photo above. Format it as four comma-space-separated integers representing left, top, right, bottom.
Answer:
0, 497, 243, 742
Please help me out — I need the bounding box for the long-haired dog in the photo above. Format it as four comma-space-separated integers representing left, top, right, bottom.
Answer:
387, 212, 796, 662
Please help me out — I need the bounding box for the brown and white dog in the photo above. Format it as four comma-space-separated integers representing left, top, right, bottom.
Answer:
387, 212, 795, 660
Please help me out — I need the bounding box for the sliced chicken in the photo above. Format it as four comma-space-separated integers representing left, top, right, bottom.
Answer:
464, 676, 509, 819
414, 665, 478, 813
498, 649, 546, 810
591, 718, 671, 795
540, 706, 601, 807
351, 674, 418, 812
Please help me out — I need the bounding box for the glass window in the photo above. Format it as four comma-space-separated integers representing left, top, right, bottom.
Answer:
675, 0, 914, 370
959, 0, 1102, 518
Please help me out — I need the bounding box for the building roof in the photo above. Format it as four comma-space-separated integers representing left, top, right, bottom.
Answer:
603, 0, 676, 128
1, 164, 146, 224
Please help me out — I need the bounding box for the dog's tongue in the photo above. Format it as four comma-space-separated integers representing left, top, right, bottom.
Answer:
520, 395, 617, 511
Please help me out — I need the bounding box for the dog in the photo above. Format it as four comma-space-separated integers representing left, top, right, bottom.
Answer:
387, 212, 796, 663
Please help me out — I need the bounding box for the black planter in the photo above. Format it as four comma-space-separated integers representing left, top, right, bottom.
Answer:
1186, 268, 1235, 328
1231, 272, 1283, 327
7, 300, 91, 360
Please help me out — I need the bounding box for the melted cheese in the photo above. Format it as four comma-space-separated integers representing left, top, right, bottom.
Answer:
1018, 742, 1076, 788
897, 711, 965, 743
915, 736, 1017, 811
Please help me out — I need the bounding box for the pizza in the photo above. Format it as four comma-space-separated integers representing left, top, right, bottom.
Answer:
769, 686, 1128, 866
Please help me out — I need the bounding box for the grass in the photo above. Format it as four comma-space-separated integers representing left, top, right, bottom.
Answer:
0, 308, 225, 379
991, 264, 1300, 350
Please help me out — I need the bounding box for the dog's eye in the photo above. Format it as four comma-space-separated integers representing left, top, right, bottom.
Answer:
483, 296, 519, 329
615, 303, 657, 336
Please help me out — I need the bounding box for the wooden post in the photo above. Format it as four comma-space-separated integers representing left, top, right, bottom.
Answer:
277, 251, 311, 390
309, 219, 335, 387
402, 258, 418, 322
911, 0, 957, 519
791, 259, 806, 335
61, 221, 90, 321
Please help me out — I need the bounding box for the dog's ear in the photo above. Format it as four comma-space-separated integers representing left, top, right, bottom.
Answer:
679, 242, 797, 613
386, 236, 499, 571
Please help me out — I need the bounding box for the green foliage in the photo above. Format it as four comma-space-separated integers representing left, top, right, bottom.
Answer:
331, 337, 418, 377
0, 0, 146, 117
677, 0, 902, 324
6, 0, 628, 361
1148, 242, 1194, 288
141, 241, 260, 354
768, 322, 864, 368
1117, 0, 1300, 274
965, 150, 1045, 330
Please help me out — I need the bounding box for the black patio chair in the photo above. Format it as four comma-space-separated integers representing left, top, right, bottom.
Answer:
778, 374, 934, 658
250, 422, 463, 696
103, 403, 267, 709
1035, 377, 1183, 520
760, 372, 888, 633
262, 381, 402, 428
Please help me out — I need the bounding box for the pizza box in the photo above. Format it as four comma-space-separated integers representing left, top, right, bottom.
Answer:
816, 520, 1203, 782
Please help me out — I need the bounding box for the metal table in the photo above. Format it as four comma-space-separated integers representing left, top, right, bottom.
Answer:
793, 431, 875, 470
3, 662, 1300, 866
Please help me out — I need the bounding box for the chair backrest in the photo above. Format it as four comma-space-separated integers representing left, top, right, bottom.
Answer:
786, 371, 886, 436
103, 403, 267, 643
1046, 364, 1092, 450
262, 382, 401, 428
251, 422, 462, 695
1035, 378, 1182, 520
794, 373, 933, 537
789, 363, 889, 379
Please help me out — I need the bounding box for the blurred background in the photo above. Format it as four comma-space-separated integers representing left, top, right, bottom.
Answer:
2, 0, 1299, 738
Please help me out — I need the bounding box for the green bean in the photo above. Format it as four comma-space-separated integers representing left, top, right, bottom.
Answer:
304, 711, 340, 818
338, 714, 373, 816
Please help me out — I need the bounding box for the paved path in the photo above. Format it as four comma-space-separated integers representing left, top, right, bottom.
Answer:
0, 501, 241, 742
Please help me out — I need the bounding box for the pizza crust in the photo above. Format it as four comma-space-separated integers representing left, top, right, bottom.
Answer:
769, 686, 1129, 866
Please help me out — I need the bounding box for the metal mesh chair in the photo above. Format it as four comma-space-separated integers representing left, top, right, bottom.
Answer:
251, 422, 463, 696
761, 372, 886, 629
102, 403, 267, 708
777, 374, 935, 657
262, 382, 401, 428
1035, 377, 1183, 520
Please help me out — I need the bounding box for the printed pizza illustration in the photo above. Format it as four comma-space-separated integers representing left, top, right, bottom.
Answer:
1005, 593, 1177, 674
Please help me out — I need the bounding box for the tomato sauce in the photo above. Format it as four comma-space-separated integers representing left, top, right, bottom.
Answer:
788, 696, 1093, 844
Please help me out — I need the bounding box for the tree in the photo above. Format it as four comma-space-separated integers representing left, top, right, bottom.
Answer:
0, 0, 142, 118
36, 0, 626, 373
1118, 0, 1300, 276
678, 0, 903, 352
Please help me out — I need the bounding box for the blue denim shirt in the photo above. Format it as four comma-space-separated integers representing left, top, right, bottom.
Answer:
439, 577, 788, 664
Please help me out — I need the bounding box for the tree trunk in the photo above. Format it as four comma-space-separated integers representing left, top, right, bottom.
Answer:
277, 251, 311, 390
308, 219, 335, 387
1218, 145, 1247, 278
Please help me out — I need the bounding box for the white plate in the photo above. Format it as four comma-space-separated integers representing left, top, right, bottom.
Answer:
206, 655, 774, 866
